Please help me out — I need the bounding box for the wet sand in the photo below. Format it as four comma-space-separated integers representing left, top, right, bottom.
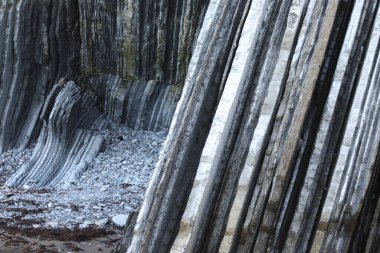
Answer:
0, 227, 121, 253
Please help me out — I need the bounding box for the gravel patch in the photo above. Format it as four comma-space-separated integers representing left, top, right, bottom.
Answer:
0, 122, 165, 231
0, 146, 34, 186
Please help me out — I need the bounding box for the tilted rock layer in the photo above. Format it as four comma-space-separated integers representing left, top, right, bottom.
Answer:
0, 0, 207, 188
6, 81, 108, 188
0, 0, 379, 252
121, 0, 380, 252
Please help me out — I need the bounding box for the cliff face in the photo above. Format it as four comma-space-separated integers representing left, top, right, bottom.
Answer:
0, 0, 207, 188
1, 0, 380, 252
0, 0, 80, 153
79, 0, 208, 131
122, 0, 380, 252
0, 0, 207, 153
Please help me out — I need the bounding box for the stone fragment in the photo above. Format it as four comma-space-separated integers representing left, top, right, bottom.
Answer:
112, 214, 128, 227
95, 218, 109, 227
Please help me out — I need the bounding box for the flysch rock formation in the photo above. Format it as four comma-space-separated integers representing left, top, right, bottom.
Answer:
6, 81, 108, 188
0, 0, 207, 189
0, 0, 380, 253
79, 0, 209, 131
0, 0, 80, 153
119, 0, 380, 252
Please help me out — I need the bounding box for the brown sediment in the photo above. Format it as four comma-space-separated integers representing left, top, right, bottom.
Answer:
0, 226, 122, 253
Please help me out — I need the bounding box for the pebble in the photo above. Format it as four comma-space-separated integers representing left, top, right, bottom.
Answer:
46, 221, 59, 228
111, 214, 128, 227
79, 223, 89, 229
95, 218, 109, 227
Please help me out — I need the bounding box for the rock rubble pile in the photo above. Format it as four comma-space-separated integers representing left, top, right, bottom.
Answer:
0, 123, 164, 231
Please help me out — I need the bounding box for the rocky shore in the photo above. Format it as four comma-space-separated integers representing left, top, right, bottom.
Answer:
0, 122, 165, 251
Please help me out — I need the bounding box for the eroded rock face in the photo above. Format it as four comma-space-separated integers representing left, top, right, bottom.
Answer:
6, 81, 108, 188
0, 0, 80, 153
79, 0, 209, 131
0, 0, 208, 155
0, 0, 207, 187
122, 0, 380, 252
0, 0, 379, 252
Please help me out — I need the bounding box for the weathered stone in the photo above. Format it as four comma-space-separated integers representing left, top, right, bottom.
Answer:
0, 0, 379, 253
112, 214, 128, 227
122, 0, 380, 252
0, 0, 80, 153
6, 81, 109, 188
95, 218, 109, 228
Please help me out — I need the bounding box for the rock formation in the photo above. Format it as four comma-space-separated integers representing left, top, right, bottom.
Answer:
0, 0, 80, 153
0, 0, 207, 188
79, 0, 209, 131
120, 0, 380, 252
6, 81, 108, 188
0, 0, 379, 252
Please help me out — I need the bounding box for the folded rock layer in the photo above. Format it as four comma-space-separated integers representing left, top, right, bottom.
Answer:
0, 0, 207, 154
0, 0, 80, 153
6, 81, 108, 188
0, 0, 207, 189
0, 0, 379, 252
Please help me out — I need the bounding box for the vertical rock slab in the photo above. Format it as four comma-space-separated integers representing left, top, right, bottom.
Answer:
121, 0, 380, 252
284, 1, 378, 251
219, 0, 309, 251
172, 0, 292, 251
0, 0, 80, 153
79, 0, 209, 132
311, 4, 380, 251
124, 0, 252, 251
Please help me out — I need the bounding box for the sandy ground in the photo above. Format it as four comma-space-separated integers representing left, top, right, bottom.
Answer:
0, 227, 121, 252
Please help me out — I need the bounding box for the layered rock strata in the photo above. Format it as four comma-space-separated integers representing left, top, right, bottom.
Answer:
6, 81, 108, 188
1, 0, 207, 188
0, 0, 207, 157
1, 0, 380, 252
121, 0, 380, 252
79, 0, 208, 131
0, 0, 80, 153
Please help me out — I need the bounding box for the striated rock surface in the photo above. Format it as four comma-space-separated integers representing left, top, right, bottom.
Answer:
6, 81, 108, 188
79, 0, 209, 131
0, 0, 80, 153
121, 0, 380, 252
0, 0, 379, 252
0, 0, 207, 189
0, 0, 207, 156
